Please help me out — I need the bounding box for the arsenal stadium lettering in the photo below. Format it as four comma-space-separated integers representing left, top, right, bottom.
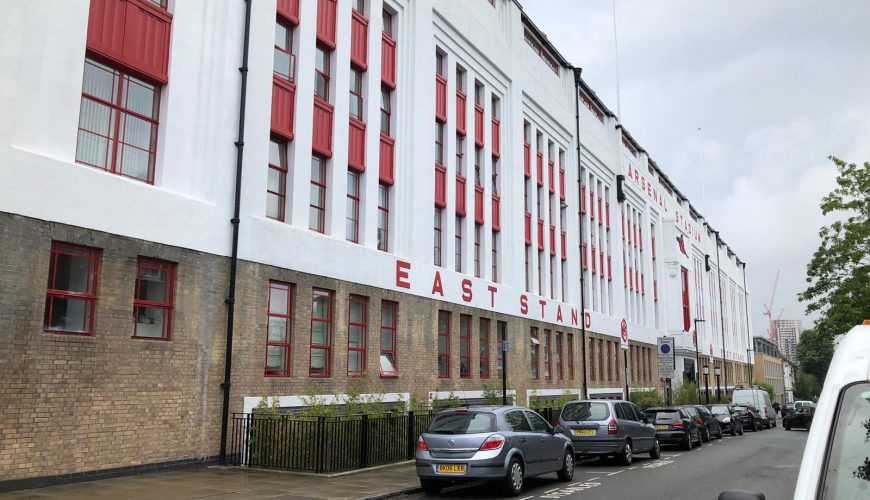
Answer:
626, 164, 702, 243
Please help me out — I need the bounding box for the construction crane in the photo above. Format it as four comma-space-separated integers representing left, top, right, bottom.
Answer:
763, 270, 781, 342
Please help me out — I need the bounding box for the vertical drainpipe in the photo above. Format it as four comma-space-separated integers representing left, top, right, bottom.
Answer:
714, 231, 728, 395
572, 67, 589, 399
219, 0, 253, 465
740, 262, 753, 384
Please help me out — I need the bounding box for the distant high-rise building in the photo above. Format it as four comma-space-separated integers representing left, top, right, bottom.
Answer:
772, 319, 803, 364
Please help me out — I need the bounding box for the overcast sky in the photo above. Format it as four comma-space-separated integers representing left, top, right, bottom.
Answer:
522, 0, 870, 337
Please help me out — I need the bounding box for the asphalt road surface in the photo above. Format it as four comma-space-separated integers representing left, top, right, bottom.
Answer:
404, 424, 808, 500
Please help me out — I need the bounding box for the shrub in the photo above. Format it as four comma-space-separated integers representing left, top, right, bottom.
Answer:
674, 382, 702, 405
431, 392, 461, 410
630, 389, 664, 409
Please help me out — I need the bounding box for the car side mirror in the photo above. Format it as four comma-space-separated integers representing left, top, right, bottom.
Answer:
718, 490, 765, 500
550, 426, 559, 435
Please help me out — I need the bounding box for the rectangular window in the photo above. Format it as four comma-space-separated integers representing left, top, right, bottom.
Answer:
681, 266, 691, 332
525, 246, 531, 292
267, 139, 288, 221
310, 288, 334, 377
133, 258, 176, 340
438, 310, 451, 378
44, 242, 100, 335
550, 256, 555, 299
265, 281, 294, 376
349, 68, 364, 119
497, 321, 506, 379
556, 331, 564, 380
459, 314, 471, 378
455, 216, 463, 272
479, 318, 490, 379
538, 251, 544, 295
352, 0, 365, 13
491, 231, 498, 283
492, 158, 499, 194
347, 295, 367, 376
474, 147, 482, 185
76, 58, 160, 184
543, 329, 551, 380
380, 300, 398, 377
274, 19, 296, 81
456, 134, 465, 175
435, 122, 445, 165
382, 10, 393, 37
315, 45, 331, 100
567, 333, 575, 379
377, 183, 390, 251
380, 88, 391, 135
434, 209, 443, 266
531, 327, 540, 380
346, 170, 361, 242
309, 156, 327, 233
474, 224, 482, 278
436, 51, 446, 77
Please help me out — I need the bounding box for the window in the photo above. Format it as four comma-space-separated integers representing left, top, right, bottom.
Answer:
474, 147, 482, 185
567, 333, 575, 379
459, 315, 471, 378
543, 330, 551, 380
382, 10, 393, 37
315, 46, 330, 100
479, 318, 490, 379
438, 310, 450, 378
309, 156, 327, 233
352, 0, 365, 13
530, 327, 539, 379
497, 321, 506, 379
474, 81, 484, 106
525, 246, 531, 292
556, 331, 563, 380
76, 58, 160, 184
133, 258, 176, 340
492, 158, 499, 194
267, 139, 288, 221
346, 170, 361, 242
454, 217, 463, 272
435, 51, 446, 77
474, 225, 482, 278
274, 19, 295, 81
265, 281, 293, 376
435, 122, 445, 165
434, 209, 443, 266
310, 289, 334, 377
44, 243, 100, 334
681, 266, 691, 332
456, 135, 465, 175
349, 68, 364, 119
538, 251, 544, 295
378, 183, 390, 251
380, 88, 391, 135
550, 256, 555, 299
380, 301, 398, 376
347, 295, 367, 376
525, 411, 551, 433
491, 231, 498, 283
505, 410, 531, 432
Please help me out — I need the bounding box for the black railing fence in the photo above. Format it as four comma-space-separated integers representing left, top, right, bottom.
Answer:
228, 406, 563, 473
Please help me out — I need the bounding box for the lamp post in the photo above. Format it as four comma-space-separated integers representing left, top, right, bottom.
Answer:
693, 319, 706, 404
715, 366, 722, 402
703, 365, 710, 404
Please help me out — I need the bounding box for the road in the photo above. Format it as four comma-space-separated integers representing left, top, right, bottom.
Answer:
404, 425, 808, 500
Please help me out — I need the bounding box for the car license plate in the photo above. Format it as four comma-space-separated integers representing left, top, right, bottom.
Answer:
572, 429, 596, 436
436, 464, 466, 474
655, 424, 669, 431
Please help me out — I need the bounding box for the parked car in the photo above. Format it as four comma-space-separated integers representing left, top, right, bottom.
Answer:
682, 405, 722, 441
707, 404, 744, 436
645, 407, 702, 450
732, 387, 776, 428
780, 402, 795, 418
557, 400, 659, 465
783, 405, 815, 431
730, 404, 762, 431
415, 406, 574, 496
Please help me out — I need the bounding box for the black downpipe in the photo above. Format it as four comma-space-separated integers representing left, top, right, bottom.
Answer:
572, 67, 589, 399
220, 0, 253, 464
714, 232, 728, 394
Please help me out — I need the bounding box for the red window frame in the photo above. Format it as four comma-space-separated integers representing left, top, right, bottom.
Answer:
479, 318, 491, 379
454, 216, 463, 273
459, 314, 471, 379
267, 138, 287, 221
567, 333, 575, 379
309, 156, 327, 233
556, 331, 564, 380
76, 58, 160, 184
44, 242, 100, 335
681, 266, 691, 332
132, 257, 176, 340
347, 294, 368, 377
315, 45, 331, 101
531, 327, 540, 380
380, 87, 392, 135
377, 183, 390, 251
434, 209, 443, 266
346, 170, 361, 243
309, 288, 334, 377
543, 329, 552, 380
265, 281, 294, 377
456, 134, 465, 175
435, 121, 445, 165
380, 300, 398, 377
274, 18, 296, 82
474, 224, 482, 278
438, 310, 451, 378
474, 147, 483, 186
349, 67, 364, 119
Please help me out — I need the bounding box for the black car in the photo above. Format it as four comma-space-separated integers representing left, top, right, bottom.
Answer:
783, 405, 814, 431
645, 407, 702, 450
706, 404, 744, 436
731, 404, 763, 431
682, 405, 722, 442
781, 403, 795, 418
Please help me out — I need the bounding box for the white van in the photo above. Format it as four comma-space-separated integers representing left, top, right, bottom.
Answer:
732, 387, 776, 429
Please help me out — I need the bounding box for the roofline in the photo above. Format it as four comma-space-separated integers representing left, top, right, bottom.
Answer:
515, 4, 571, 68
577, 76, 617, 118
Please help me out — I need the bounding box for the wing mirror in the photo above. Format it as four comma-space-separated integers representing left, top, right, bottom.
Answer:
718, 490, 765, 500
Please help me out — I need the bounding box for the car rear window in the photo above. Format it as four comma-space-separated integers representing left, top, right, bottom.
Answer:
820, 382, 870, 498
428, 412, 496, 434
709, 405, 729, 416
646, 410, 680, 421
561, 402, 609, 421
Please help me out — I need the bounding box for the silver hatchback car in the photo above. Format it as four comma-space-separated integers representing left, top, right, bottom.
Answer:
415, 406, 574, 496
557, 400, 660, 465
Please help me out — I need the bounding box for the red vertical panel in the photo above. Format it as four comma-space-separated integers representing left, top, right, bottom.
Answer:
456, 91, 467, 135
456, 175, 467, 216
271, 78, 296, 140
639, 228, 644, 250
559, 169, 565, 200
598, 197, 603, 226
580, 184, 586, 213
317, 0, 338, 48
277, 0, 300, 24
589, 189, 595, 220
654, 280, 658, 300
121, 0, 172, 83
474, 105, 484, 146
474, 185, 485, 224
435, 75, 447, 123
379, 133, 395, 184
523, 142, 531, 177
641, 273, 646, 296
681, 267, 691, 331
591, 244, 597, 274
87, 0, 126, 63
600, 251, 605, 276
549, 225, 556, 256
525, 212, 532, 245
381, 35, 397, 88
537, 219, 544, 250
492, 195, 501, 231
582, 243, 588, 269
491, 118, 500, 158
560, 231, 567, 261
607, 256, 612, 280
312, 98, 334, 157
536, 152, 544, 186
348, 118, 366, 172
548, 160, 555, 193
350, 11, 368, 69
605, 203, 611, 229
435, 164, 447, 207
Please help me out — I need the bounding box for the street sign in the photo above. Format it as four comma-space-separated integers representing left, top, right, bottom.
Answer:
620, 319, 629, 350
657, 337, 675, 379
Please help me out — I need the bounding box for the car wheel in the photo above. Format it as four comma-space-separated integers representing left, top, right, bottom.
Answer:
806, 419, 812, 431
701, 427, 710, 443
649, 438, 661, 459
784, 421, 791, 430
502, 457, 524, 496
716, 426, 723, 439
420, 479, 442, 495
738, 426, 744, 436
730, 426, 737, 437
682, 432, 693, 450
557, 450, 575, 481
618, 441, 633, 465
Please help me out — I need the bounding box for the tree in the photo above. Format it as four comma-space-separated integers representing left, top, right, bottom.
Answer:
796, 327, 835, 382
753, 381, 776, 402
798, 156, 870, 377
794, 372, 822, 401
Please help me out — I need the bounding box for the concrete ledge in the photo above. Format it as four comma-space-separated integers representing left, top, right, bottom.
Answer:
214, 459, 415, 478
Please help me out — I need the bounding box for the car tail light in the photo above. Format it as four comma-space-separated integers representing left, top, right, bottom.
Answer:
417, 437, 428, 451
696, 418, 703, 425
479, 434, 506, 451
607, 419, 618, 435
672, 421, 685, 428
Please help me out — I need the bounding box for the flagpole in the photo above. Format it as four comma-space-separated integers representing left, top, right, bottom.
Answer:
612, 0, 622, 118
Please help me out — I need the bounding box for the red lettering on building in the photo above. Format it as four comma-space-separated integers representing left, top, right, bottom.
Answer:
520, 295, 528, 315
556, 305, 563, 323
584, 312, 592, 328
461, 279, 473, 302
539, 299, 546, 319
431, 271, 444, 296
571, 308, 579, 325
488, 285, 498, 307
396, 260, 411, 289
